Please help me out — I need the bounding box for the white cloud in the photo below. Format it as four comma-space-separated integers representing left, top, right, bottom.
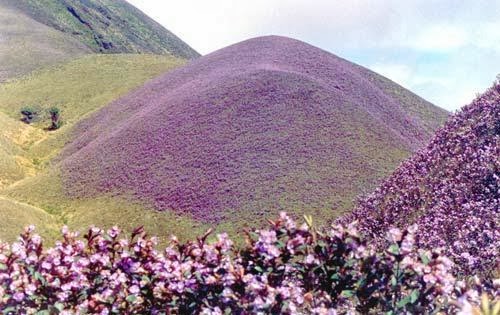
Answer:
409, 24, 468, 51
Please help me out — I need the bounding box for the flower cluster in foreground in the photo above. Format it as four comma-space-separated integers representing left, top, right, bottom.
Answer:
1, 213, 497, 314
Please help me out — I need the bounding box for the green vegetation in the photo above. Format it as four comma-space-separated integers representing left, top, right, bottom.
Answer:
1, 170, 208, 246
20, 106, 40, 124
0, 196, 59, 243
0, 53, 185, 242
48, 107, 62, 130
0, 112, 44, 187
0, 53, 184, 161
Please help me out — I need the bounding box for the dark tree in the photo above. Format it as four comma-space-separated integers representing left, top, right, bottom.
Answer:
20, 107, 39, 124
48, 107, 62, 130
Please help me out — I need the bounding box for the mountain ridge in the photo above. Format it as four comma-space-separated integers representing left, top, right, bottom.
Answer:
0, 0, 199, 82
1, 0, 199, 58
0, 3, 91, 82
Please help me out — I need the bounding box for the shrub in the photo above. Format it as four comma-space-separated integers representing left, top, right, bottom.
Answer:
0, 213, 495, 314
20, 107, 39, 124
48, 107, 62, 130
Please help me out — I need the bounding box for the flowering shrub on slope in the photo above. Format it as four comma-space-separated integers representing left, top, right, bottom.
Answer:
0, 214, 495, 314
342, 81, 500, 275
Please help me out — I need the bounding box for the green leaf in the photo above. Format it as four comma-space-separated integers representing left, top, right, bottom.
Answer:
317, 240, 327, 248
54, 302, 64, 311
0, 263, 6, 271
330, 273, 340, 281
77, 291, 88, 301
357, 277, 367, 288
3, 307, 17, 315
254, 266, 263, 272
410, 290, 420, 303
34, 271, 47, 286
388, 244, 400, 255
194, 271, 203, 281
390, 275, 397, 287
420, 252, 430, 265
341, 290, 354, 298
396, 295, 411, 308
126, 295, 137, 303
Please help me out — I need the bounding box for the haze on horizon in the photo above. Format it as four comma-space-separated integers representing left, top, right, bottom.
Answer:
128, 0, 500, 111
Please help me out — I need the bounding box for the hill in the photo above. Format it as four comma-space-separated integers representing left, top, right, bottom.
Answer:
60, 36, 449, 227
0, 0, 198, 82
0, 3, 91, 81
0, 54, 187, 242
1, 0, 199, 58
341, 81, 499, 274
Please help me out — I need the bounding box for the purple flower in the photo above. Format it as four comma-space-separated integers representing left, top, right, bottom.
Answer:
13, 292, 24, 302
129, 285, 140, 294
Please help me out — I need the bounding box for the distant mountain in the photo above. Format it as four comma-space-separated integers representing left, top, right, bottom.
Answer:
0, 0, 198, 81
60, 36, 449, 227
342, 81, 499, 274
2, 0, 199, 57
0, 3, 91, 81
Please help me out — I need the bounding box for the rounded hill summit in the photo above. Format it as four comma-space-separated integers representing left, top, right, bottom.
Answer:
61, 36, 448, 223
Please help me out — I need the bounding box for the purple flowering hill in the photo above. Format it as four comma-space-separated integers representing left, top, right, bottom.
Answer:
342, 81, 500, 274
60, 36, 448, 224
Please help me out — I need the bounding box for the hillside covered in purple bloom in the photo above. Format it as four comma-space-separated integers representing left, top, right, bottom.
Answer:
341, 81, 500, 275
60, 36, 448, 224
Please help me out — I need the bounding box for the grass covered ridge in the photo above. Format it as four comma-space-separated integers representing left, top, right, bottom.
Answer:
2, 0, 199, 58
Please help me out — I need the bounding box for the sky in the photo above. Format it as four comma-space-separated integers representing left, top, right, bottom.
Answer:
128, 0, 500, 111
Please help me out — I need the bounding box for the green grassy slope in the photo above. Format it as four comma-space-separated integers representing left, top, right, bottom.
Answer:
0, 112, 45, 187
1, 0, 199, 58
0, 53, 185, 161
2, 170, 208, 245
0, 54, 186, 242
0, 196, 60, 243
0, 3, 91, 81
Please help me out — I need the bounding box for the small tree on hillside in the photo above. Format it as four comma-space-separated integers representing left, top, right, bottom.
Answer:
48, 107, 62, 130
20, 107, 39, 124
